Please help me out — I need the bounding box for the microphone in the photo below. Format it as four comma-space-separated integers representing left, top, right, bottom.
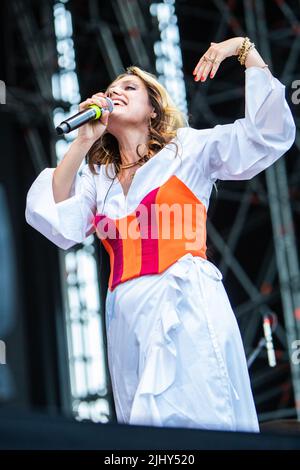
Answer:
263, 313, 277, 367
56, 97, 114, 135
247, 311, 278, 369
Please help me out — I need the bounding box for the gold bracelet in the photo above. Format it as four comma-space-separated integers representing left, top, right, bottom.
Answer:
237, 37, 250, 62
240, 41, 254, 65
237, 37, 269, 68
237, 37, 255, 65
238, 40, 248, 63
241, 43, 255, 65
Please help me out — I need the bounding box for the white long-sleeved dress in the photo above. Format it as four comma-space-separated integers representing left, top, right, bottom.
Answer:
25, 67, 296, 431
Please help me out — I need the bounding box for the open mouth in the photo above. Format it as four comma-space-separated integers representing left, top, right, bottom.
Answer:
113, 99, 127, 107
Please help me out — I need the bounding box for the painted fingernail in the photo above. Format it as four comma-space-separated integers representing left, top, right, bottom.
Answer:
210, 72, 214, 78
201, 75, 205, 81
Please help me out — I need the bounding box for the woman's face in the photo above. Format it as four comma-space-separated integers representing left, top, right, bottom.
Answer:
105, 76, 155, 134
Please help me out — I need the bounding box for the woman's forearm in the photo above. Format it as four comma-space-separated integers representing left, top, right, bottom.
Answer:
244, 47, 269, 69
52, 137, 93, 203
234, 37, 269, 69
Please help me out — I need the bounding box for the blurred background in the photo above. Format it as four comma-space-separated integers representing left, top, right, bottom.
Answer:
0, 0, 299, 434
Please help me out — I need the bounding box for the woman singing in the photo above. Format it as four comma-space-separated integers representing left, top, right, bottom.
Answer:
25, 37, 295, 431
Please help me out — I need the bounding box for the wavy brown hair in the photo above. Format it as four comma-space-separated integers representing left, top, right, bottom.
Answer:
87, 66, 188, 178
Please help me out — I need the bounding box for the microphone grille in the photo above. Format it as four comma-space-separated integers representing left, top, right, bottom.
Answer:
105, 97, 114, 113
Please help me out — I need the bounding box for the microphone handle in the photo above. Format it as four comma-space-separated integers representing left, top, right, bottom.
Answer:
56, 104, 102, 135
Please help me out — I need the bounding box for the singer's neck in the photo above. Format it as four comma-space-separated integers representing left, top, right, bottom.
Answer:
117, 128, 149, 166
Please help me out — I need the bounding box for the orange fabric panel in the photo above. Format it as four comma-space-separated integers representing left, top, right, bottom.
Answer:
156, 176, 207, 272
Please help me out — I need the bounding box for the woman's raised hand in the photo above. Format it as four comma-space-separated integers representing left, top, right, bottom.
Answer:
77, 92, 111, 143
193, 37, 244, 82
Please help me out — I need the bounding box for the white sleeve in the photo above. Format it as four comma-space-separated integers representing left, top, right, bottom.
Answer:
187, 66, 296, 181
25, 163, 97, 250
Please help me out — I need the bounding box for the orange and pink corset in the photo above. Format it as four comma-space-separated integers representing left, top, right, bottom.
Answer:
93, 175, 207, 291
